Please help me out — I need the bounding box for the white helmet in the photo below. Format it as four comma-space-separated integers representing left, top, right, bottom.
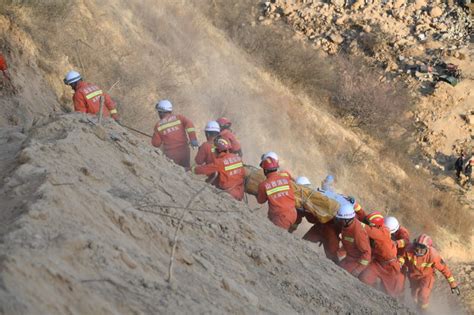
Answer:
64, 70, 82, 85
296, 176, 311, 186
384, 216, 400, 234
156, 99, 173, 112
335, 203, 355, 220
205, 121, 220, 133
261, 151, 279, 162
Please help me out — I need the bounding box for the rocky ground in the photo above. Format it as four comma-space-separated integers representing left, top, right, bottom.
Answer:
260, 0, 473, 161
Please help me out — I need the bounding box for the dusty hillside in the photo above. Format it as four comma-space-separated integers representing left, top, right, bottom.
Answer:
0, 114, 411, 314
0, 0, 472, 313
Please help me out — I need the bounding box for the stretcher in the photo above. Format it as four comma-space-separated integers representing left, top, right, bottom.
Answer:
244, 166, 339, 223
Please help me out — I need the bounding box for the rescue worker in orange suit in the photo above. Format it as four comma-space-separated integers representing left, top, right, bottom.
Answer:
193, 138, 245, 200
195, 121, 220, 166
63, 70, 119, 120
295, 176, 340, 263
384, 216, 410, 290
217, 117, 242, 156
359, 212, 404, 298
384, 216, 410, 259
335, 203, 371, 276
151, 99, 199, 168
257, 155, 298, 231
401, 234, 460, 312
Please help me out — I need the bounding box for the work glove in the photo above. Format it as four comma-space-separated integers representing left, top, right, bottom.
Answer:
451, 286, 460, 296
190, 139, 199, 148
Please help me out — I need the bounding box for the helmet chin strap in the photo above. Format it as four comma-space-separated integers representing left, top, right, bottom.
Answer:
343, 218, 354, 227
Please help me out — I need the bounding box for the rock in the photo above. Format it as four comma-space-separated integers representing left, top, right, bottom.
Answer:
465, 115, 474, 125
335, 16, 346, 25
414, 0, 427, 10
429, 6, 443, 18
120, 251, 138, 269
393, 0, 404, 9
363, 25, 372, 33
352, 0, 364, 10
329, 33, 344, 44
386, 60, 398, 71
330, 0, 345, 8
418, 33, 426, 41
398, 55, 405, 61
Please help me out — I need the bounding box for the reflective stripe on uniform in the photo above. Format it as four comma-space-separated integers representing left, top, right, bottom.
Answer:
158, 120, 182, 132
421, 262, 433, 268
109, 109, 118, 114
421, 303, 429, 309
398, 257, 405, 265
447, 277, 455, 283
397, 239, 406, 248
354, 203, 362, 211
280, 173, 289, 177
368, 213, 384, 221
85, 90, 103, 99
224, 162, 243, 172
266, 185, 290, 196
343, 236, 354, 243
359, 259, 369, 266
186, 127, 195, 133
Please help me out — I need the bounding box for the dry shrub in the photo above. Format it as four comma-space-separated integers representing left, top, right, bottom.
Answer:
0, 0, 71, 18
329, 55, 414, 135
395, 171, 472, 237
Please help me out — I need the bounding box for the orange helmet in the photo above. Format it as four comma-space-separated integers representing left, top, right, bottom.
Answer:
217, 117, 232, 129
415, 234, 432, 247
414, 234, 432, 256
260, 157, 279, 171
366, 211, 384, 227
215, 138, 231, 152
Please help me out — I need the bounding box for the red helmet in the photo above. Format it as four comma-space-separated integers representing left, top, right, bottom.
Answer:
415, 234, 432, 247
217, 117, 232, 128
366, 211, 384, 227
260, 157, 279, 171
215, 138, 231, 152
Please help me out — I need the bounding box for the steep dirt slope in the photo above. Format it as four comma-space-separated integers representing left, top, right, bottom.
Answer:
0, 0, 471, 312
0, 114, 411, 314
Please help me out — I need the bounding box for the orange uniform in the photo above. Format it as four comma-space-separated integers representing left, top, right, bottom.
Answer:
220, 129, 242, 155
152, 114, 197, 168
0, 53, 7, 71
402, 245, 457, 310
73, 81, 118, 120
303, 215, 340, 263
393, 226, 410, 257
195, 140, 216, 165
194, 152, 245, 200
257, 171, 297, 229
359, 226, 404, 297
338, 219, 371, 275
353, 202, 367, 222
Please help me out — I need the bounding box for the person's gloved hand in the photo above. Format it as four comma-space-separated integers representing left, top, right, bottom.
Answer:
451, 286, 460, 296
190, 140, 199, 148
